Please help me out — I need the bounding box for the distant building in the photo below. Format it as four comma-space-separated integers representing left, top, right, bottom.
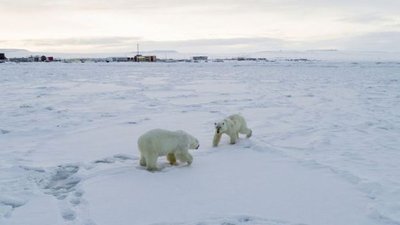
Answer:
112, 57, 128, 62
32, 56, 40, 62
40, 55, 47, 62
213, 59, 224, 62
192, 56, 208, 61
112, 57, 137, 62
132, 43, 157, 62
0, 53, 6, 62
47, 56, 54, 62
133, 55, 156, 62
9, 57, 30, 63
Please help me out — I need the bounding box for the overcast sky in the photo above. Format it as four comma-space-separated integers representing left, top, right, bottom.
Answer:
1, 0, 400, 53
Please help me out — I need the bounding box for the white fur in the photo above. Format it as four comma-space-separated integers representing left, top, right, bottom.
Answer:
138, 129, 199, 171
213, 114, 252, 147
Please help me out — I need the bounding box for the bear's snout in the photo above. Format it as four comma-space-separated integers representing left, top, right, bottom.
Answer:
216, 127, 221, 134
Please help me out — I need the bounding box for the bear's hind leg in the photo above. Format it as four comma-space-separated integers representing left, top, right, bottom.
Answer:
145, 153, 158, 171
246, 129, 252, 138
240, 127, 252, 138
167, 153, 177, 165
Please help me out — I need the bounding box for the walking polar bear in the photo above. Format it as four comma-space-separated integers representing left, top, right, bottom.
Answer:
138, 129, 200, 171
213, 114, 252, 147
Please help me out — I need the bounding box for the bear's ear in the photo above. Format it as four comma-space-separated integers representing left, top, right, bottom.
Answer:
214, 122, 217, 126
222, 122, 225, 125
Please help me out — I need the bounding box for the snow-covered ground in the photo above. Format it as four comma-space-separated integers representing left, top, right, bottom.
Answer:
0, 60, 399, 225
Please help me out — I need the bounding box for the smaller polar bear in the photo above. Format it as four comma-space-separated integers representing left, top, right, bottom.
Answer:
138, 129, 200, 171
213, 114, 252, 147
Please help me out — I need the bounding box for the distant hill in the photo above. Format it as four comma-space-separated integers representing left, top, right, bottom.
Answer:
0, 49, 32, 58
127, 50, 188, 59
145, 50, 178, 54
246, 50, 400, 61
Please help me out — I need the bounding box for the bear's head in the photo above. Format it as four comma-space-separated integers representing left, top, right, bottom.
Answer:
177, 130, 200, 150
214, 120, 229, 134
185, 133, 200, 150
190, 137, 200, 150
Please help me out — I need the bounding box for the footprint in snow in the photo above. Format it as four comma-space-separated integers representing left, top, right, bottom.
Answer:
62, 208, 76, 221
91, 154, 137, 165
0, 129, 10, 134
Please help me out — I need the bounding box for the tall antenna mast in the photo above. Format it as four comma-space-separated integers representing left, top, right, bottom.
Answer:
137, 43, 139, 56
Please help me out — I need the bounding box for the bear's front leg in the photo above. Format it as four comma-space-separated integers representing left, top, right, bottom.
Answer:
175, 152, 193, 165
139, 155, 146, 167
213, 133, 222, 147
229, 134, 237, 145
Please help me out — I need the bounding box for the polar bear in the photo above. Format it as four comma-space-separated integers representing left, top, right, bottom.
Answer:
213, 114, 252, 147
138, 129, 200, 171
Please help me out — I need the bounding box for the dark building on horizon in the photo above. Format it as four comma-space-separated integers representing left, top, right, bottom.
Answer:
133, 43, 156, 62
192, 56, 208, 61
133, 55, 156, 62
33, 56, 40, 62
0, 53, 6, 62
9, 57, 30, 63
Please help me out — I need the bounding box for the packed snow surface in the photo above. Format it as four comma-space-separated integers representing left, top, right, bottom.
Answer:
1, 60, 400, 225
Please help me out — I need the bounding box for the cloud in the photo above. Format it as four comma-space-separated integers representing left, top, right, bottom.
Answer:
0, 0, 235, 13
0, 37, 142, 53
0, 36, 286, 53
1, 0, 400, 53
3, 0, 400, 15
22, 37, 140, 47
338, 14, 392, 24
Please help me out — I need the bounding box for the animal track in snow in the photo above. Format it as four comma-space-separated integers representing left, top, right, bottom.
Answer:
27, 154, 136, 222
0, 129, 10, 134
39, 164, 81, 200
62, 208, 76, 221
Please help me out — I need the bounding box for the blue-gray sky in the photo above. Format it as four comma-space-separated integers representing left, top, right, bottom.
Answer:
1, 0, 400, 53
